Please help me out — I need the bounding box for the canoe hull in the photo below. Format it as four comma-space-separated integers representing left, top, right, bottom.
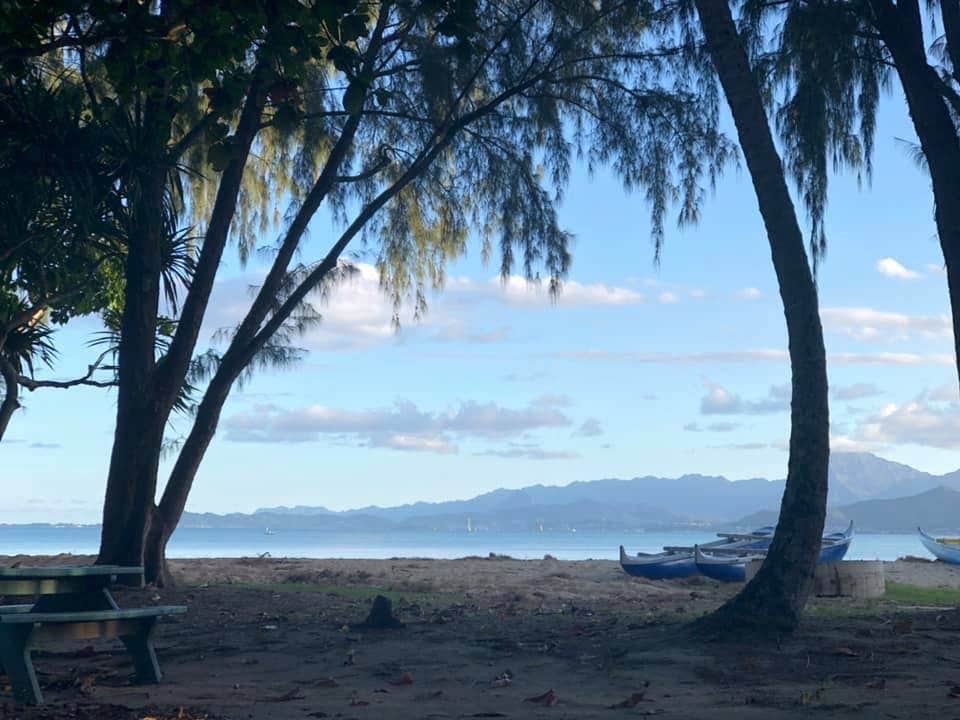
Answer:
620, 522, 854, 582
695, 554, 756, 583
695, 525, 854, 583
918, 528, 960, 564
618, 547, 698, 579
620, 556, 698, 580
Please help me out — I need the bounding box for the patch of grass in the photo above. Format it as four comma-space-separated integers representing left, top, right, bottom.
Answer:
805, 603, 878, 619
884, 581, 960, 606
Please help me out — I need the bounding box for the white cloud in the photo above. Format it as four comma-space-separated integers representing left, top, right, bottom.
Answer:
430, 325, 510, 344
828, 434, 879, 453
700, 382, 789, 415
856, 398, 960, 449
204, 264, 404, 352
492, 275, 644, 307
553, 349, 790, 364
224, 397, 574, 452
828, 352, 954, 367
684, 421, 740, 432
713, 442, 769, 451
474, 444, 579, 460
573, 418, 603, 437
205, 264, 649, 354
376, 434, 458, 454
876, 257, 922, 280
821, 306, 951, 343
552, 348, 953, 367
843, 385, 960, 449
658, 291, 679, 304
689, 289, 707, 300
923, 383, 960, 402
832, 383, 883, 401
927, 263, 947, 276
737, 287, 762, 300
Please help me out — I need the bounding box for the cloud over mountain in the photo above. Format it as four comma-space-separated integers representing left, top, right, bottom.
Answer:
225, 396, 578, 455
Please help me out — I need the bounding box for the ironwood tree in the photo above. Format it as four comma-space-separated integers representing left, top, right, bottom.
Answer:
690, 0, 830, 633
751, 0, 959, 383
6, 0, 732, 584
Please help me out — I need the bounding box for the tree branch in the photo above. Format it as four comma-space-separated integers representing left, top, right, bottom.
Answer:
335, 154, 391, 183
0, 289, 82, 338
159, 59, 272, 400
18, 349, 114, 391
940, 0, 960, 84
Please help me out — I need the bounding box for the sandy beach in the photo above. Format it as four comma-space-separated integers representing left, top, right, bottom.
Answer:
4, 554, 960, 719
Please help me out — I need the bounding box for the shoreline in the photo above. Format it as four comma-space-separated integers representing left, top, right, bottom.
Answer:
3, 554, 959, 589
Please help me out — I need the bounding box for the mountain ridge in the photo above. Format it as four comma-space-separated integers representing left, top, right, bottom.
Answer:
174, 452, 960, 532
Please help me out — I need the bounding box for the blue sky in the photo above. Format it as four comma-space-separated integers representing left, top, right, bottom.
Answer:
4, 87, 959, 525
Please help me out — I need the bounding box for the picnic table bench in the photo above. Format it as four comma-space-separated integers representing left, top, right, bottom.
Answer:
0, 565, 186, 705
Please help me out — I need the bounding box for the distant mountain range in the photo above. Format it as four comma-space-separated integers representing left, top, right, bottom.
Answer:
176, 452, 960, 533
738, 486, 960, 533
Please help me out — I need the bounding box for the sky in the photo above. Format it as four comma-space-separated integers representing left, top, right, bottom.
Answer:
4, 86, 959, 525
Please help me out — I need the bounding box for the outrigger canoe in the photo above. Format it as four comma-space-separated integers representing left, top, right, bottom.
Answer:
918, 527, 960, 564
619, 526, 775, 580
694, 521, 855, 582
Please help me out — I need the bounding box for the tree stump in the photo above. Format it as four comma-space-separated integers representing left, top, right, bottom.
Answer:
746, 560, 885, 598
351, 595, 404, 629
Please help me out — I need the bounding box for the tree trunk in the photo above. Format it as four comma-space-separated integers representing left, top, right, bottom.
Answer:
0, 355, 20, 442
693, 0, 830, 635
869, 0, 960, 394
143, 340, 267, 585
143, 504, 173, 587
97, 170, 168, 567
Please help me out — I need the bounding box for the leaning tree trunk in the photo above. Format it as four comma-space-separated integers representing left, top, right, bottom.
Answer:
144, 373, 234, 586
0, 355, 20, 442
143, 331, 284, 585
693, 0, 830, 634
869, 0, 960, 394
98, 171, 170, 568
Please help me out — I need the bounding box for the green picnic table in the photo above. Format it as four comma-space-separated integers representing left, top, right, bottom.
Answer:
0, 565, 186, 705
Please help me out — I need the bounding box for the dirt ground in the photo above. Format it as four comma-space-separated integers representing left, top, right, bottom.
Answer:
4, 555, 960, 719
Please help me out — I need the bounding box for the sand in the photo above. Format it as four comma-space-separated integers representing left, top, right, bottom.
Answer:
3, 554, 960, 719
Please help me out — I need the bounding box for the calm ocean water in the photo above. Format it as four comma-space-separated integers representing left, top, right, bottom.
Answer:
0, 526, 934, 562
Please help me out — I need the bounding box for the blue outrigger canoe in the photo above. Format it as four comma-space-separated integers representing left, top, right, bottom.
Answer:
918, 527, 960, 564
694, 521, 855, 582
620, 522, 854, 582
619, 526, 775, 580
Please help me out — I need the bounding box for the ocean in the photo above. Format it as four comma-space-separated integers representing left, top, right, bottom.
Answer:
0, 526, 933, 562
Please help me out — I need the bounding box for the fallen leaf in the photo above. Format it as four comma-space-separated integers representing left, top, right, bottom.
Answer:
350, 696, 370, 707
316, 677, 339, 688
389, 671, 415, 686
78, 674, 97, 696
866, 678, 886, 690
524, 689, 559, 707
949, 685, 960, 699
